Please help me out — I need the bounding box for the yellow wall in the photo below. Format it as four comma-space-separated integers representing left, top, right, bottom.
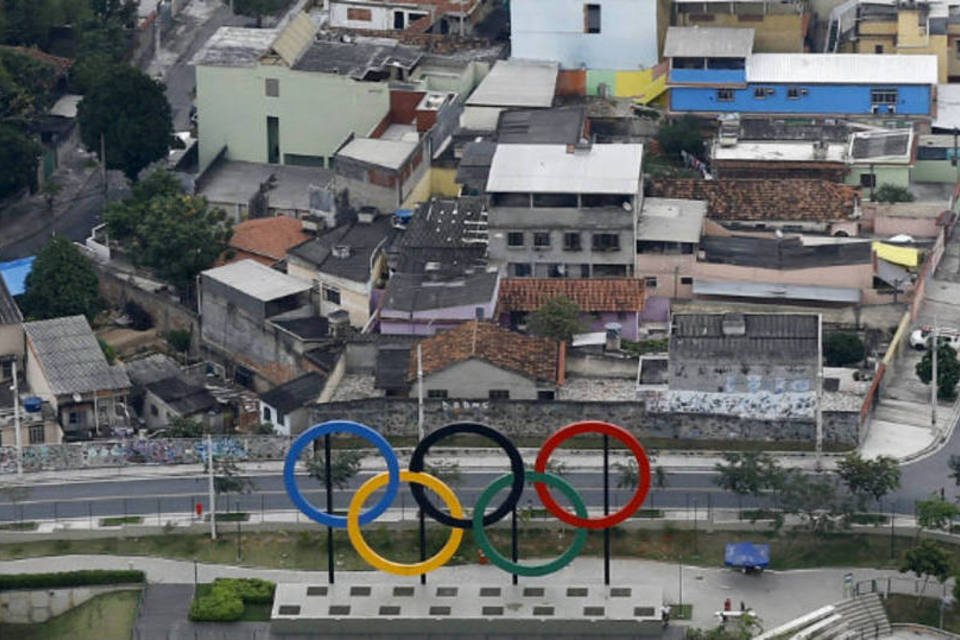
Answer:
677, 14, 804, 53
401, 169, 432, 210
851, 13, 949, 82
430, 166, 461, 197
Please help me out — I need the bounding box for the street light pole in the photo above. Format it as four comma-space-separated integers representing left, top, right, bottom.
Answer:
932, 324, 939, 431
207, 432, 216, 540
11, 360, 22, 476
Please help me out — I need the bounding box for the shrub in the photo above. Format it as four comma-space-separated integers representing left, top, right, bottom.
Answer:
216, 578, 275, 605
166, 328, 191, 353
124, 300, 154, 331
657, 115, 704, 160
0, 570, 145, 591
823, 332, 866, 367
873, 183, 914, 203
188, 578, 276, 622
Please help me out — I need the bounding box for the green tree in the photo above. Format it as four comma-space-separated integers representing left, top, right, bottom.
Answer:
103, 169, 182, 240
714, 452, 783, 500
778, 469, 851, 533
213, 456, 253, 499
835, 453, 901, 510
657, 115, 704, 160
915, 496, 960, 532
19, 236, 102, 321
229, 0, 290, 27
77, 65, 172, 181
97, 337, 116, 364
166, 329, 192, 354
823, 332, 866, 367
0, 124, 39, 197
425, 459, 462, 486
916, 342, 960, 401
654, 465, 668, 489
900, 539, 952, 595
615, 460, 639, 492
307, 449, 363, 490
874, 183, 915, 203
527, 295, 584, 343
165, 416, 205, 438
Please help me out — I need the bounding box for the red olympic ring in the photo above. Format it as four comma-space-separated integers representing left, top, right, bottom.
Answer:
533, 421, 651, 530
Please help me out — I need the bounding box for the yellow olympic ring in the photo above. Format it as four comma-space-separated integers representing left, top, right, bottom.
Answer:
347, 470, 464, 576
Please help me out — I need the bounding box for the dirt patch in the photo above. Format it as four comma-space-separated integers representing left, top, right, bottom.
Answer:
97, 327, 165, 357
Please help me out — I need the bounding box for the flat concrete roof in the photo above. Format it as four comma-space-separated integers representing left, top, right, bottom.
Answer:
198, 160, 333, 212
190, 26, 275, 67
637, 198, 707, 244
336, 138, 418, 170
487, 143, 643, 194
202, 259, 311, 302
713, 141, 846, 163
466, 59, 558, 108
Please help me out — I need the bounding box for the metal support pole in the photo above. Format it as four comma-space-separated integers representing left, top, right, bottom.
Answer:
678, 557, 683, 606
603, 433, 610, 586
512, 507, 518, 586
236, 500, 242, 561
325, 434, 334, 584
11, 360, 21, 476
816, 314, 824, 466
207, 432, 216, 540
417, 345, 424, 442
419, 508, 427, 585
933, 324, 939, 430
889, 500, 895, 560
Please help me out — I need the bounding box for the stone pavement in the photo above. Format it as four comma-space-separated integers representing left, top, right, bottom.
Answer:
0, 554, 919, 634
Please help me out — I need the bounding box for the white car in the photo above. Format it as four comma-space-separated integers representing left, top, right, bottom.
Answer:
910, 326, 960, 350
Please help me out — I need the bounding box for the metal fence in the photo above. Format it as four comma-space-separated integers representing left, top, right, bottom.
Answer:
854, 576, 949, 600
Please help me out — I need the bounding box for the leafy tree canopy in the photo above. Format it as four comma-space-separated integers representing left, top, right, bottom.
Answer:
916, 496, 960, 531
0, 124, 39, 198
77, 65, 172, 181
835, 453, 901, 507
527, 295, 584, 343
916, 342, 960, 401
874, 183, 914, 204
714, 452, 783, 498
657, 115, 704, 160
307, 449, 363, 491
19, 235, 102, 321
778, 470, 852, 532
900, 539, 951, 586
823, 332, 866, 367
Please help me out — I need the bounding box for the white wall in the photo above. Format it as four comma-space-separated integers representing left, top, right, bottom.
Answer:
510, 0, 659, 70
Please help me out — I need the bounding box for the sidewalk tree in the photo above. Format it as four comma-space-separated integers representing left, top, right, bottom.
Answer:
900, 539, 951, 597
19, 236, 102, 321
307, 449, 363, 490
165, 417, 205, 438
213, 457, 253, 503
915, 496, 960, 532
778, 469, 851, 533
916, 342, 960, 401
104, 169, 182, 240
527, 295, 584, 343
823, 332, 866, 367
77, 65, 172, 181
425, 460, 462, 487
714, 452, 783, 502
835, 453, 901, 510
0, 125, 40, 198
229, 0, 291, 27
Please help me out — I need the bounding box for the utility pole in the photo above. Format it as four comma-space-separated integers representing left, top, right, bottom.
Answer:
417, 344, 424, 442
11, 360, 22, 476
207, 432, 217, 540
100, 133, 107, 195
932, 324, 939, 433
816, 314, 824, 466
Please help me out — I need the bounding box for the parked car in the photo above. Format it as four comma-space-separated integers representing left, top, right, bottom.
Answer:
910, 326, 960, 350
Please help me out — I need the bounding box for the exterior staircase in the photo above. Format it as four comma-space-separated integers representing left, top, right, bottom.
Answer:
756, 593, 891, 640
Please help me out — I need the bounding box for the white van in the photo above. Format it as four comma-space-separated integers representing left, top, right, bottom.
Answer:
910, 326, 960, 350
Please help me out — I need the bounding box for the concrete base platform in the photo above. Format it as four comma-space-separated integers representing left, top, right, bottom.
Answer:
271, 582, 665, 637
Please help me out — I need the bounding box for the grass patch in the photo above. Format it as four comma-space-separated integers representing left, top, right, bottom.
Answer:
0, 521, 37, 531
850, 514, 889, 526
622, 338, 669, 356
0, 589, 140, 640
633, 509, 664, 519
670, 603, 693, 620
0, 528, 925, 572
884, 594, 960, 633
205, 512, 249, 523
99, 516, 142, 527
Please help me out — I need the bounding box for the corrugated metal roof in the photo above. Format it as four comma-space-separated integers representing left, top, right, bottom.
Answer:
486, 143, 643, 194
270, 12, 317, 66
202, 259, 311, 302
663, 27, 755, 59
747, 53, 938, 85
24, 315, 131, 395
692, 279, 861, 303
465, 59, 558, 108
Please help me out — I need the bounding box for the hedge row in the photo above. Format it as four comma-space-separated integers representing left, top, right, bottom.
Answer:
189, 578, 276, 622
0, 570, 146, 591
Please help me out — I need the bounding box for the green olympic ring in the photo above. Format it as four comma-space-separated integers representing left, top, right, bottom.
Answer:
472, 471, 589, 577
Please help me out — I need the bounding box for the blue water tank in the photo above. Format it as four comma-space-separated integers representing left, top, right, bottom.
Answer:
23, 396, 42, 413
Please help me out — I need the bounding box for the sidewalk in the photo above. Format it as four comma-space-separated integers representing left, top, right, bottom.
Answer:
0, 554, 919, 630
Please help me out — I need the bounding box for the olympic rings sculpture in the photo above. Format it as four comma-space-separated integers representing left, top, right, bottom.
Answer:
283, 419, 651, 577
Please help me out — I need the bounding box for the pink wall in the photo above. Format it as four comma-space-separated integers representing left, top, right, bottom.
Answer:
693, 260, 874, 290
635, 254, 697, 299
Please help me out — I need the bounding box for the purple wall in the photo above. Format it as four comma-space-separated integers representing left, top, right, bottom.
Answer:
380, 299, 498, 335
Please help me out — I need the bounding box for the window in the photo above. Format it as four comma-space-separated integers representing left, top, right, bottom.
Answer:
150, 404, 159, 417
537, 390, 556, 401
753, 87, 767, 100
324, 287, 341, 305
427, 389, 448, 399
787, 87, 804, 99
860, 173, 876, 188
591, 233, 620, 252
507, 232, 525, 247
489, 390, 510, 400
874, 44, 884, 54
871, 88, 898, 105
956, 39, 960, 58
263, 406, 272, 422
644, 277, 658, 288
563, 232, 582, 251
28, 425, 44, 445
681, 276, 694, 285
265, 78, 279, 97
393, 10, 405, 29
277, 411, 285, 425
0, 359, 11, 380
347, 7, 372, 20
68, 411, 81, 425
533, 232, 551, 248
584, 3, 601, 33
716, 88, 734, 102
511, 263, 532, 277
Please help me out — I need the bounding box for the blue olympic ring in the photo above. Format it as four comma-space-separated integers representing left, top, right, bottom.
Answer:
283, 420, 400, 528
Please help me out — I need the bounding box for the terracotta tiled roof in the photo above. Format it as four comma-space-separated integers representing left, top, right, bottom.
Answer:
224, 216, 309, 266
647, 178, 858, 222
497, 279, 644, 313
409, 321, 561, 384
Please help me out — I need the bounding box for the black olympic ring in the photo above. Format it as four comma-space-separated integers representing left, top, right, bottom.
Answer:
408, 421, 525, 529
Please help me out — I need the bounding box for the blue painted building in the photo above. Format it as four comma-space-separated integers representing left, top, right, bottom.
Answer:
665, 26, 938, 119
